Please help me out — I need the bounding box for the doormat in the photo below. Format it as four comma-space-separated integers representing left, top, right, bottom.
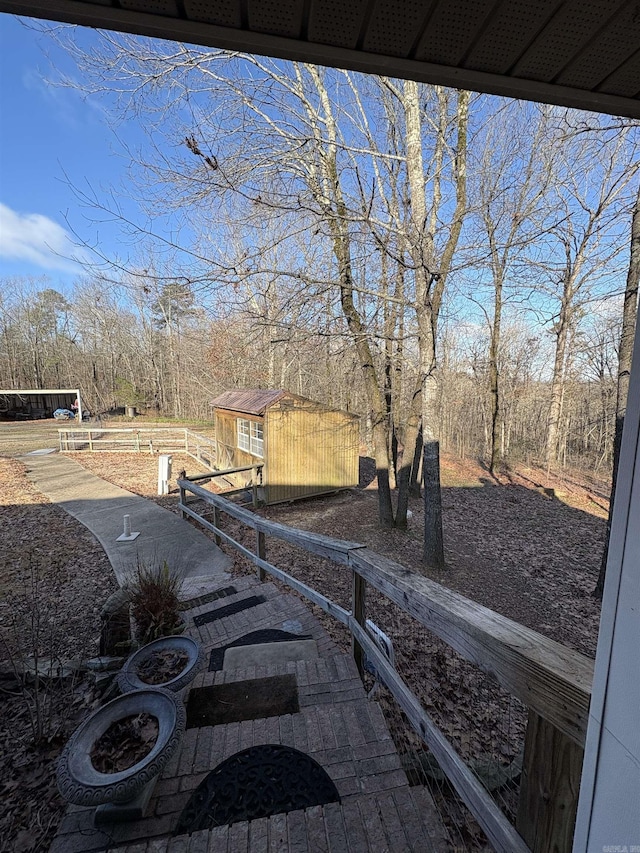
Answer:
174, 744, 340, 832
208, 629, 312, 671
179, 586, 237, 611
186, 674, 299, 728
193, 595, 266, 626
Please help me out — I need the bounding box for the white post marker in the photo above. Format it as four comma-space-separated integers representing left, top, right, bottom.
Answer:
158, 454, 172, 496
116, 513, 140, 542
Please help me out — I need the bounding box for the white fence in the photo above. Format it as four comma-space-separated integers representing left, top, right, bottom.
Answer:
58, 427, 217, 470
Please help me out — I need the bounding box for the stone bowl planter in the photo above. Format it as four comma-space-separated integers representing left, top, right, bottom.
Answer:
117, 636, 204, 694
56, 688, 185, 806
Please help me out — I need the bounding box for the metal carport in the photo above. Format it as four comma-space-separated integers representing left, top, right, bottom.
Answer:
0, 387, 82, 420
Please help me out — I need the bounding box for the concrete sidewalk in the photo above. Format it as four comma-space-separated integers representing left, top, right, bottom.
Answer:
22, 453, 232, 589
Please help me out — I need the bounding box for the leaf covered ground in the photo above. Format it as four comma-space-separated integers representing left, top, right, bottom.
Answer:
0, 457, 117, 853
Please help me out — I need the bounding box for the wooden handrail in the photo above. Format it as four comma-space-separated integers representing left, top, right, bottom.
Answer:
177, 476, 592, 852
178, 494, 351, 626
184, 463, 262, 479
58, 428, 218, 473
178, 478, 592, 739
350, 618, 530, 853
181, 478, 364, 564
350, 549, 593, 747
58, 427, 187, 434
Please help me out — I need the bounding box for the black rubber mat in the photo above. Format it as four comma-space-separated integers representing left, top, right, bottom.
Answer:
174, 744, 339, 832
179, 586, 237, 611
208, 629, 313, 671
193, 595, 266, 626
186, 674, 299, 728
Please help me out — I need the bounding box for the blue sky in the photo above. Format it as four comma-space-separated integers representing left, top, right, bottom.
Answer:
0, 15, 135, 292
0, 13, 634, 327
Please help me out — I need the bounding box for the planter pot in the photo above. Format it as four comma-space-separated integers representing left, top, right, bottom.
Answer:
56, 688, 185, 807
117, 636, 204, 694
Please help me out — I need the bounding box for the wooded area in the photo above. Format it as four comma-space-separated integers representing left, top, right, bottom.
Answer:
2, 33, 639, 531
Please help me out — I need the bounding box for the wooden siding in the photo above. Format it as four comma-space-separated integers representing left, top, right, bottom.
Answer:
265, 406, 359, 503
214, 408, 264, 487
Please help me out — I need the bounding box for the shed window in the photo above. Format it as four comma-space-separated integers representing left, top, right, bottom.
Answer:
237, 418, 263, 457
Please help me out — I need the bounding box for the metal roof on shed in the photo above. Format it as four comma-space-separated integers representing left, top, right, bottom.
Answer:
211, 389, 290, 415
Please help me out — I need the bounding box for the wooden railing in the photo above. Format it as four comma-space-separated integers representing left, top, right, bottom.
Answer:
58, 428, 217, 471
184, 430, 217, 470
177, 477, 593, 853
181, 464, 264, 508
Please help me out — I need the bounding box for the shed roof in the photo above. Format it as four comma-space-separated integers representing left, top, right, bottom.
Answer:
211, 389, 359, 418
211, 389, 289, 416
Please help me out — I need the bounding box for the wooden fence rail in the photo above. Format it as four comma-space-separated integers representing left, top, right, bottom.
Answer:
58, 427, 217, 471
177, 477, 593, 853
181, 464, 265, 508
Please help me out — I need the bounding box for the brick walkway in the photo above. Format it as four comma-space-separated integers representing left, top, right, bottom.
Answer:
51, 577, 450, 852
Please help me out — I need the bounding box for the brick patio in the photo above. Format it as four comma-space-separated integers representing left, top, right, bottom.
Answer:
51, 577, 449, 852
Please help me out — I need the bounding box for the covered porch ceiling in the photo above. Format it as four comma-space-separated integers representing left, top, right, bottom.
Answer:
2, 0, 640, 119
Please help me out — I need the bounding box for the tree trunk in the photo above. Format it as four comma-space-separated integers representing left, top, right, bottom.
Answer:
489, 271, 503, 474
402, 84, 468, 568
308, 63, 395, 528
409, 425, 423, 497
546, 291, 572, 470
594, 184, 640, 599
423, 440, 445, 569
395, 395, 422, 528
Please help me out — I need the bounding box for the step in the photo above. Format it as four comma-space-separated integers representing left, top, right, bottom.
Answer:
222, 638, 319, 669
108, 785, 449, 852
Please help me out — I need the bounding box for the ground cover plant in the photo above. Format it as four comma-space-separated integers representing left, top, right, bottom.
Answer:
127, 559, 184, 644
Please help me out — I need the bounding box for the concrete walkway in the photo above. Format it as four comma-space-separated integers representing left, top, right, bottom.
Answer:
22, 453, 232, 589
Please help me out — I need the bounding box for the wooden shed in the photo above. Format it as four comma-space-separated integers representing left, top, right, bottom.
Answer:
210, 389, 359, 504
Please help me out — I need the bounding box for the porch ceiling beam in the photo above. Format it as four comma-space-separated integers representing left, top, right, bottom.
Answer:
2, 0, 640, 119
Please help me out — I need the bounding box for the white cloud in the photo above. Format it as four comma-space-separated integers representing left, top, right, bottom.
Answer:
0, 203, 88, 272
22, 69, 107, 128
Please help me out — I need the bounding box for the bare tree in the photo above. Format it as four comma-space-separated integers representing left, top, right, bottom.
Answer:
539, 122, 639, 470
473, 101, 552, 473
594, 181, 640, 598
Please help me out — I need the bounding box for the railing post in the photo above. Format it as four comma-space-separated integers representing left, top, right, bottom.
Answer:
179, 483, 186, 519
256, 529, 266, 582
516, 710, 584, 853
351, 571, 366, 679
212, 506, 221, 546
252, 468, 259, 507
89, 431, 93, 451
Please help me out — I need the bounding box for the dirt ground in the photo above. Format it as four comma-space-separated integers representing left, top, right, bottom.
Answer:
0, 422, 608, 850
